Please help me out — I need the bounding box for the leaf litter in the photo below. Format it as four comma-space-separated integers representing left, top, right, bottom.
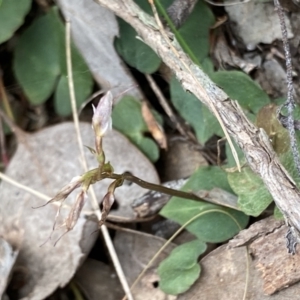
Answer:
4, 0, 297, 299
0, 122, 158, 299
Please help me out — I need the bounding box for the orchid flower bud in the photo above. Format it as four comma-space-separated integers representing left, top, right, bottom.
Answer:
92, 91, 113, 137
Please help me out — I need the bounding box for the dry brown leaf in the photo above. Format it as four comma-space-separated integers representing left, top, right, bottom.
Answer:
56, 0, 141, 100
179, 217, 300, 300
141, 101, 167, 149
213, 33, 257, 73
0, 122, 158, 299
114, 230, 177, 300
75, 258, 123, 300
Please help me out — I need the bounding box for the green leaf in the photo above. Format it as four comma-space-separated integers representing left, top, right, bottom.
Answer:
0, 0, 31, 43
154, 0, 214, 65
170, 76, 222, 143
274, 205, 283, 220
54, 44, 93, 116
115, 18, 161, 74
211, 71, 270, 114
112, 96, 160, 162
201, 57, 214, 76
14, 9, 61, 105
115, 0, 214, 73
160, 166, 249, 242
228, 166, 273, 216
177, 0, 214, 63
14, 7, 93, 115
225, 141, 245, 168
158, 239, 206, 295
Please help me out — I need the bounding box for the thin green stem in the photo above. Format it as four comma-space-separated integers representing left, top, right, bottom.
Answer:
101, 171, 203, 201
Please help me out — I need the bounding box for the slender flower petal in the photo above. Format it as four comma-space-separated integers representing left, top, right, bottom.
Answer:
92, 91, 113, 137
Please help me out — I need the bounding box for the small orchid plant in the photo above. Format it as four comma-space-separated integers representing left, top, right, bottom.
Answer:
36, 92, 200, 245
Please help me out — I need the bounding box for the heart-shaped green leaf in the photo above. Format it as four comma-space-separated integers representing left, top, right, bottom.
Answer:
160, 166, 249, 242
14, 7, 93, 115
0, 0, 31, 43
176, 0, 214, 64
170, 76, 223, 143
158, 239, 207, 295
211, 71, 270, 114
115, 18, 161, 74
228, 166, 273, 216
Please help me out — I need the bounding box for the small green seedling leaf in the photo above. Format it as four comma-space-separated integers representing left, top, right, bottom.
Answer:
228, 166, 273, 216
158, 239, 206, 295
170, 76, 223, 143
112, 96, 160, 162
14, 7, 93, 115
211, 71, 270, 114
0, 0, 31, 43
160, 166, 249, 242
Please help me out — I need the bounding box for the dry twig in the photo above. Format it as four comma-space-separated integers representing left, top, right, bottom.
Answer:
94, 0, 300, 252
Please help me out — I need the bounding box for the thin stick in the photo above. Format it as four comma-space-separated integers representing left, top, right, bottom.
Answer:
0, 171, 50, 201
205, 0, 251, 6
274, 0, 300, 178
65, 21, 134, 300
148, 0, 241, 172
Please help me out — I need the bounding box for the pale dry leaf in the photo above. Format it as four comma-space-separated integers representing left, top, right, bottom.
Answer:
0, 122, 158, 299
56, 0, 142, 100
114, 230, 177, 300
141, 101, 167, 149
225, 2, 293, 50
75, 258, 123, 300
178, 217, 300, 300
213, 33, 257, 73
0, 221, 23, 297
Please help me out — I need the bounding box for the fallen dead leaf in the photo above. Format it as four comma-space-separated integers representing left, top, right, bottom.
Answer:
75, 258, 123, 300
0, 220, 23, 296
0, 122, 158, 299
114, 230, 177, 300
213, 32, 257, 73
141, 101, 167, 149
57, 0, 142, 100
